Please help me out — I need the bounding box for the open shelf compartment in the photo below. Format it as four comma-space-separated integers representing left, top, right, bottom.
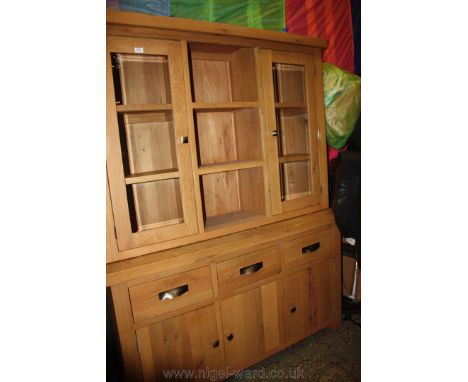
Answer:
200, 167, 265, 230
188, 42, 258, 103
194, 108, 262, 166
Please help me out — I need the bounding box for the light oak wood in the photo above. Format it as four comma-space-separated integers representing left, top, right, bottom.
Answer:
136, 304, 223, 381
283, 229, 333, 270
116, 104, 172, 112
107, 10, 327, 49
106, 174, 118, 263
220, 280, 281, 369
107, 36, 199, 250
107, 210, 336, 285
125, 170, 179, 185
262, 50, 324, 216
217, 246, 281, 293
129, 266, 213, 323
107, 14, 341, 381
193, 102, 260, 110
114, 53, 171, 105
200, 167, 265, 229
198, 160, 263, 175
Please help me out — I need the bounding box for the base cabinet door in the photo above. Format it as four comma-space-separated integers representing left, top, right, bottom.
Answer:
283, 260, 334, 342
136, 305, 223, 381
220, 281, 282, 369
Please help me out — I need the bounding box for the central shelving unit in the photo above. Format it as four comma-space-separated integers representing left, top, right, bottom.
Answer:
187, 42, 267, 231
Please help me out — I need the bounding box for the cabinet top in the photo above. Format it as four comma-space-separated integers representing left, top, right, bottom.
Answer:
107, 9, 328, 50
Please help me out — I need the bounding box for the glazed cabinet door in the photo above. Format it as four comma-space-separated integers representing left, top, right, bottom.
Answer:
283, 259, 336, 342
220, 281, 282, 368
107, 36, 198, 251
135, 305, 223, 381
261, 50, 328, 215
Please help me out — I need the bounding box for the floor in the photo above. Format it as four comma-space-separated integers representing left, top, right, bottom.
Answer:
226, 315, 361, 381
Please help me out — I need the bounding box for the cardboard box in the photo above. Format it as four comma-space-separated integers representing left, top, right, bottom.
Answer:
342, 255, 360, 301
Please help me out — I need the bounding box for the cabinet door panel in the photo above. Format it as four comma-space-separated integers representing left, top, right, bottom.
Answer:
107, 36, 198, 251
261, 50, 327, 215
136, 305, 222, 381
283, 260, 335, 342
220, 281, 281, 368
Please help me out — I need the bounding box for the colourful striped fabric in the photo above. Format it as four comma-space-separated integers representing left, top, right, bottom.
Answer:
286, 0, 355, 73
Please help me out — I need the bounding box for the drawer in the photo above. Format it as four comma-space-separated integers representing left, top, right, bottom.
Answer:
284, 229, 333, 269
217, 246, 281, 293
129, 267, 213, 323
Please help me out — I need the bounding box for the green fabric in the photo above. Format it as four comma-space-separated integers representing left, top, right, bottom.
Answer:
323, 63, 361, 149
170, 0, 285, 31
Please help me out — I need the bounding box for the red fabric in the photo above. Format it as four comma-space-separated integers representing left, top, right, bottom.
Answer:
328, 145, 347, 162
286, 0, 355, 73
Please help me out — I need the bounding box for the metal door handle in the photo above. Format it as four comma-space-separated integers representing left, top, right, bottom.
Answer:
239, 261, 263, 275
302, 242, 320, 254
158, 284, 189, 300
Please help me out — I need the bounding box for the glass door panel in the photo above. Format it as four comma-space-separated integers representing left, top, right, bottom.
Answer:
107, 36, 197, 250
118, 112, 178, 176
263, 50, 323, 215
127, 179, 184, 232
272, 63, 306, 104
111, 53, 172, 105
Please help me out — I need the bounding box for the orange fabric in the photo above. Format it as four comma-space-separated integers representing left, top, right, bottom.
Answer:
286, 0, 354, 73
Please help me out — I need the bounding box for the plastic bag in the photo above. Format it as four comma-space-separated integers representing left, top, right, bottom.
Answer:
323, 63, 361, 149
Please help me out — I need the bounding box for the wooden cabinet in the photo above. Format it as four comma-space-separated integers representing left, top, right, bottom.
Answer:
136, 305, 223, 381
283, 259, 336, 342
106, 10, 340, 382
220, 281, 282, 368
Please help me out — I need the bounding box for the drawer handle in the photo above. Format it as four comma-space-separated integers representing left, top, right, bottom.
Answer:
239, 261, 263, 275
158, 284, 189, 301
302, 242, 320, 254
227, 333, 234, 341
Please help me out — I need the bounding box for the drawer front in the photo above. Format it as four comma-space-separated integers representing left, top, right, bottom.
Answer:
284, 229, 333, 269
129, 267, 213, 323
217, 246, 281, 293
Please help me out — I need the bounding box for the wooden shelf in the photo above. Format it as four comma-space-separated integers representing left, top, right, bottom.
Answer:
125, 169, 179, 185
116, 103, 172, 113
275, 102, 305, 109
192, 102, 260, 110
204, 211, 264, 231
279, 155, 309, 164
198, 160, 263, 175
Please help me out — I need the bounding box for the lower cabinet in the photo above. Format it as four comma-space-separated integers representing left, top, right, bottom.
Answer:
220, 280, 282, 369
283, 259, 335, 342
135, 304, 223, 381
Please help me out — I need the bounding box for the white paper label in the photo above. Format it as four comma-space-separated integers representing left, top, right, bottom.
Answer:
134, 47, 144, 53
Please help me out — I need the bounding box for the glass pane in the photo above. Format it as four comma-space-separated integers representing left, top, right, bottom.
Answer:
280, 161, 311, 201
127, 179, 184, 232
111, 53, 172, 105
118, 112, 177, 176
276, 108, 309, 156
272, 63, 306, 103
